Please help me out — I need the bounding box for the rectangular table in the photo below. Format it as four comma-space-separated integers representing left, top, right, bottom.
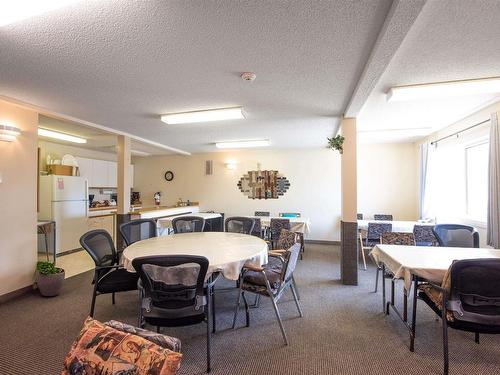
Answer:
357, 220, 433, 233
370, 244, 500, 351
249, 216, 311, 235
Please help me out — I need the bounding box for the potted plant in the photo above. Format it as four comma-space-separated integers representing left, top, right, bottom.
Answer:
327, 135, 345, 154
36, 261, 65, 297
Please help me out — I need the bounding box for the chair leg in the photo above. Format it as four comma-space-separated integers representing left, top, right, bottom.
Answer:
232, 284, 243, 329
475, 332, 480, 344
290, 282, 303, 317
157, 326, 160, 333
250, 293, 261, 308
112, 292, 116, 305
206, 289, 212, 373
292, 276, 300, 300
361, 247, 367, 270
374, 266, 380, 293
242, 292, 250, 327
90, 288, 97, 318
269, 293, 288, 345
211, 285, 216, 333
442, 307, 449, 375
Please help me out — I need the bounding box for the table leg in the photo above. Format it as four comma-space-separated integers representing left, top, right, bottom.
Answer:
53, 222, 57, 264
44, 233, 49, 262
382, 263, 386, 314
403, 288, 408, 322
410, 276, 418, 352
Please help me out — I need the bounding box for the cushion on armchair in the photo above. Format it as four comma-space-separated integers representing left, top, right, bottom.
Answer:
62, 317, 182, 375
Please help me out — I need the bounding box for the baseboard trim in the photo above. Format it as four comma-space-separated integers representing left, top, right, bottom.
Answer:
305, 240, 340, 246
0, 285, 33, 304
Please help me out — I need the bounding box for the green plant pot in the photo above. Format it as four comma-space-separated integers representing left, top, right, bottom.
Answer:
37, 269, 65, 297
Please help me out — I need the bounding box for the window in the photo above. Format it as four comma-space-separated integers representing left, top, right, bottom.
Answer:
465, 141, 489, 223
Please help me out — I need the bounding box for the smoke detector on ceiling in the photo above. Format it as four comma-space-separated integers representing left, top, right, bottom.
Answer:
241, 72, 256, 81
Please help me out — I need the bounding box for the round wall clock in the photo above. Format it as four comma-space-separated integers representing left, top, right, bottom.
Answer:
164, 171, 174, 181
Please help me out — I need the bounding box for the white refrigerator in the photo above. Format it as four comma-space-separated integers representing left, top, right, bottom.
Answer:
39, 175, 88, 254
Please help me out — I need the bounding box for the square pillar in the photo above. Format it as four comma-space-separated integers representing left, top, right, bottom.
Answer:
116, 135, 131, 251
340, 117, 358, 285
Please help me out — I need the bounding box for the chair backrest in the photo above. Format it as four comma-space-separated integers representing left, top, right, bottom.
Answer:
282, 243, 301, 285
413, 225, 438, 246
357, 213, 363, 220
225, 216, 255, 234
80, 229, 117, 267
374, 214, 393, 221
433, 224, 479, 248
254, 211, 270, 217
270, 218, 291, 240
119, 219, 157, 247
448, 259, 500, 325
279, 212, 301, 218
132, 255, 209, 316
276, 229, 297, 250
171, 216, 206, 234
251, 217, 262, 237
380, 232, 415, 246
367, 223, 392, 240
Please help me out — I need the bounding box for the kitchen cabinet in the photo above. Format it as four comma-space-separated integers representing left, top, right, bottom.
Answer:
107, 161, 117, 187
87, 215, 115, 242
75, 156, 133, 188
91, 159, 109, 187
75, 157, 92, 182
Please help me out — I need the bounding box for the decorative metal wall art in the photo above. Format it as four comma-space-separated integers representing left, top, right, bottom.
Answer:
237, 170, 290, 199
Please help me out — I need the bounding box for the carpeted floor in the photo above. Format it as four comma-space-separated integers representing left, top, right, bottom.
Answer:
1, 244, 500, 374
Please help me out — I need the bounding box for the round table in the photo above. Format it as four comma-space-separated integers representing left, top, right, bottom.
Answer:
122, 232, 268, 280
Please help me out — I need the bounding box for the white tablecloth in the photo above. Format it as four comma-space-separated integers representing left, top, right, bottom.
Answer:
370, 244, 500, 290
250, 216, 311, 235
157, 212, 222, 229
357, 220, 433, 233
122, 232, 268, 280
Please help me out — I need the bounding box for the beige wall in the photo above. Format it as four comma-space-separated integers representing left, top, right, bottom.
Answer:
357, 142, 418, 220
133, 148, 342, 241
0, 100, 38, 296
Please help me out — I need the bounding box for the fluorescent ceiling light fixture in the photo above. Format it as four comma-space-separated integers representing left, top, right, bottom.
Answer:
215, 139, 270, 149
387, 77, 500, 102
161, 107, 245, 124
0, 0, 80, 27
0, 125, 21, 142
131, 149, 151, 157
38, 128, 87, 144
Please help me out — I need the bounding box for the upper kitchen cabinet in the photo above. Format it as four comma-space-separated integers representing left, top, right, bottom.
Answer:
75, 156, 133, 188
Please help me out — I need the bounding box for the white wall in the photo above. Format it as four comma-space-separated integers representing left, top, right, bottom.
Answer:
0, 100, 38, 297
133, 149, 341, 241
357, 142, 418, 220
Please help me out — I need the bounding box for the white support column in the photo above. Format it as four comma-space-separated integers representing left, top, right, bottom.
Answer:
340, 117, 358, 285
117, 135, 131, 215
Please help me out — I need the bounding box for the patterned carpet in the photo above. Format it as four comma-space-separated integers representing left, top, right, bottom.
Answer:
1, 244, 500, 374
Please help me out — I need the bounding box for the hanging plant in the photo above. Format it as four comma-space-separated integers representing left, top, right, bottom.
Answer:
327, 135, 345, 154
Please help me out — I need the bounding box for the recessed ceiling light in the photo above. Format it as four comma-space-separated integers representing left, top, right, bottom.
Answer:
0, 0, 80, 27
387, 77, 500, 102
161, 107, 245, 125
38, 128, 87, 144
215, 139, 270, 149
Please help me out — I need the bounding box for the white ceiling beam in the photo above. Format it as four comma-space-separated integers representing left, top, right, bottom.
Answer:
344, 0, 428, 118
0, 95, 191, 156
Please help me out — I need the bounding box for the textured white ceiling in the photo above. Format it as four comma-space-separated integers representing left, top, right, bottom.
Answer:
358, 0, 500, 142
0, 0, 392, 152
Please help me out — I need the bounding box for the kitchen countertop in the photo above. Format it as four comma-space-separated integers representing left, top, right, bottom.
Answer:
129, 204, 198, 215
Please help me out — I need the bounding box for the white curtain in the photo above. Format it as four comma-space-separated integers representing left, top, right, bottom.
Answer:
419, 142, 435, 221
487, 112, 500, 248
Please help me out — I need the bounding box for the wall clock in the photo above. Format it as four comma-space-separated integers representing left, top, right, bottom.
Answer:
164, 171, 174, 181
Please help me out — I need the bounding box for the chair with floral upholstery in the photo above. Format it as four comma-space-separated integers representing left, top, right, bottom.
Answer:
232, 232, 302, 345
269, 218, 290, 249
374, 214, 393, 221
380, 232, 415, 246
251, 217, 263, 238
358, 223, 392, 272
413, 225, 439, 246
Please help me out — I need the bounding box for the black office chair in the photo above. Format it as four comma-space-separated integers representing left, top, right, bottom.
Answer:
433, 224, 479, 248
132, 255, 215, 373
172, 216, 206, 233
225, 217, 255, 235
417, 259, 500, 375
357, 213, 363, 220
79, 230, 139, 317
119, 219, 157, 247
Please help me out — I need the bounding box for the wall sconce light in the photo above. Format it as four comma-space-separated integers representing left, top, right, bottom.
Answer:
225, 161, 237, 170
0, 124, 21, 142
